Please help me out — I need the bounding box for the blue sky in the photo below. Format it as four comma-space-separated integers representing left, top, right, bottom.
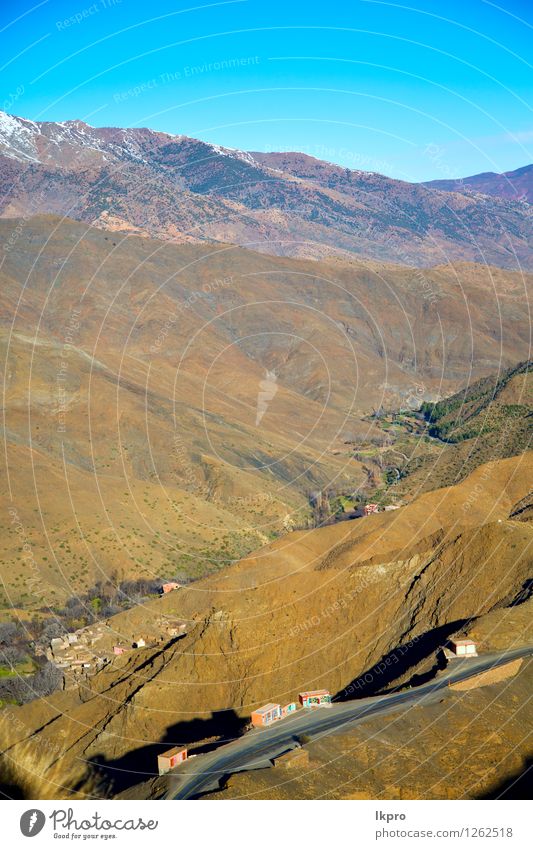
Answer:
1, 0, 532, 181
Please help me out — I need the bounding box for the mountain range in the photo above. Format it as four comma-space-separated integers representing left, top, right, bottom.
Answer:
0, 112, 532, 803
424, 163, 533, 204
1, 111, 532, 269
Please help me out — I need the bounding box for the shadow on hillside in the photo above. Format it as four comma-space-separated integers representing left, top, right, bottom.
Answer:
335, 618, 473, 701
0, 780, 26, 800
75, 709, 247, 797
509, 578, 533, 607
478, 757, 533, 799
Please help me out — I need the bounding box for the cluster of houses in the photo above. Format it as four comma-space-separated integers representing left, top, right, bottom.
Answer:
364, 503, 401, 516
43, 615, 187, 684
113, 620, 187, 656
42, 624, 110, 677
39, 578, 186, 683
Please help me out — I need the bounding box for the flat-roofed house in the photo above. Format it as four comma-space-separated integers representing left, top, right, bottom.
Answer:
299, 689, 332, 707
157, 747, 187, 774
250, 703, 282, 727
450, 639, 478, 657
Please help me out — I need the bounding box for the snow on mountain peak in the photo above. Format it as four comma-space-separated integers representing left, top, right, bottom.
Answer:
0, 111, 40, 162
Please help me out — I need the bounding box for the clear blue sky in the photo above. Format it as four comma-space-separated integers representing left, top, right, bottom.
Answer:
1, 0, 532, 181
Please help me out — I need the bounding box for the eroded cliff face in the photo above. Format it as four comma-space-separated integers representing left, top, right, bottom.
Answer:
1, 454, 531, 798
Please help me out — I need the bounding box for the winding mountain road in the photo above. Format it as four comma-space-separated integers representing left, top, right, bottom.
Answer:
168, 646, 532, 800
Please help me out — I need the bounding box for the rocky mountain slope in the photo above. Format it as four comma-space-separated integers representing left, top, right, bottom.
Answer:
0, 453, 531, 799
386, 360, 532, 499
424, 163, 533, 205
422, 359, 532, 445
0, 111, 531, 268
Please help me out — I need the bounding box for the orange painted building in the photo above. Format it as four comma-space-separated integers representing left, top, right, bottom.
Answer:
250, 703, 282, 726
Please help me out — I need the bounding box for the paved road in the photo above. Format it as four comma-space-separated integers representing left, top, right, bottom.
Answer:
168, 646, 532, 800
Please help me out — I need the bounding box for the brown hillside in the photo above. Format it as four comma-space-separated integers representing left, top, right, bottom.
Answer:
0, 453, 531, 798
1, 216, 531, 599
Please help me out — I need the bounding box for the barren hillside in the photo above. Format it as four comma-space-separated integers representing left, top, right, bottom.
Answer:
0, 454, 531, 799
1, 216, 531, 603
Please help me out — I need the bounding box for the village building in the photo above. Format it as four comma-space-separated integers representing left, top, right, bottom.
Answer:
363, 503, 379, 516
299, 689, 332, 707
449, 639, 478, 657
441, 638, 479, 663
166, 624, 187, 638
250, 703, 282, 727
157, 747, 187, 775
161, 581, 181, 594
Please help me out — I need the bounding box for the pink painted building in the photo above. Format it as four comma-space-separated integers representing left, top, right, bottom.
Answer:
157, 747, 187, 774
161, 581, 180, 594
